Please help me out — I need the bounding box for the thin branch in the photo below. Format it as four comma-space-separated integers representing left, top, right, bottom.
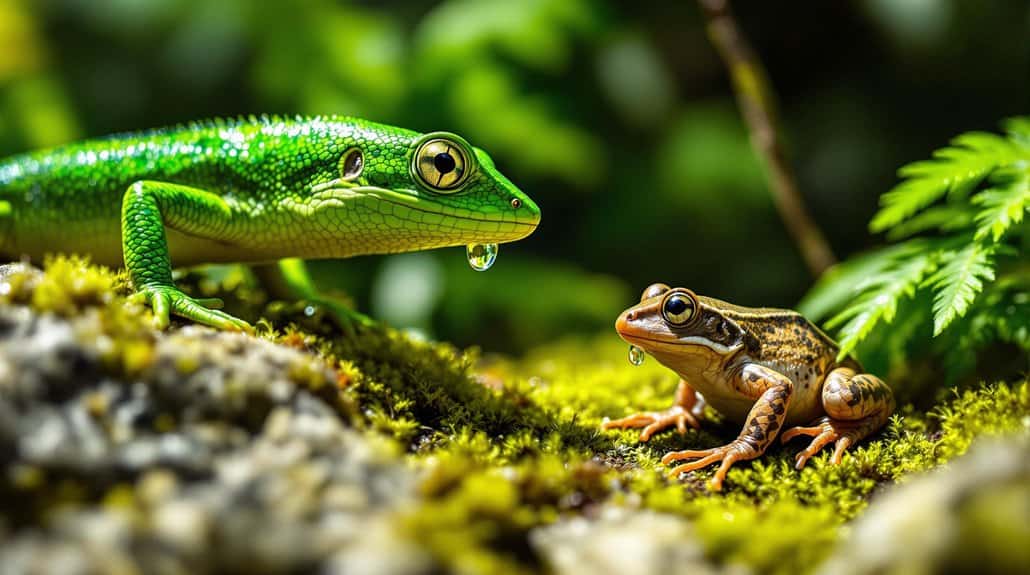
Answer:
698, 0, 837, 277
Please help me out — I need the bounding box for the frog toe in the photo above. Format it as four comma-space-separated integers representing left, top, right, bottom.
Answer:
783, 418, 862, 469
662, 440, 760, 491
602, 406, 699, 442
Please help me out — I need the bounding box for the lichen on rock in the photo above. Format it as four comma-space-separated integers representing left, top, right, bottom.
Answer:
0, 258, 1027, 574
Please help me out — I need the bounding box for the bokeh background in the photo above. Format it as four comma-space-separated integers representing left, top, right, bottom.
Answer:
1, 0, 1027, 351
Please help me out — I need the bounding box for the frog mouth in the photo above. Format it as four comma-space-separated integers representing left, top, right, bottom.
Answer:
618, 329, 738, 355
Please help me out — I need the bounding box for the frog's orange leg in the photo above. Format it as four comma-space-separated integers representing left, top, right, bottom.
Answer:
781, 368, 894, 469
601, 379, 706, 441
663, 365, 793, 491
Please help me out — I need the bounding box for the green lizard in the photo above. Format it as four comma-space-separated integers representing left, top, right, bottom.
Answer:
0, 115, 540, 331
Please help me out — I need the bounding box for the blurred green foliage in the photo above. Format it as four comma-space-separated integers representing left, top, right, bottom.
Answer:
1, 0, 1028, 353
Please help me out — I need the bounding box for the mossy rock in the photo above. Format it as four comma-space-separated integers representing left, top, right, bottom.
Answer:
0, 258, 1027, 574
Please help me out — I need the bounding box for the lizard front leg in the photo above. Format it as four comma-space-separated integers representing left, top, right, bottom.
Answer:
602, 379, 706, 441
122, 180, 251, 331
662, 364, 793, 491
781, 367, 894, 469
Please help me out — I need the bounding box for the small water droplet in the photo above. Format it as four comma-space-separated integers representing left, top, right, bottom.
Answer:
304, 305, 316, 317
466, 243, 498, 271
628, 345, 645, 366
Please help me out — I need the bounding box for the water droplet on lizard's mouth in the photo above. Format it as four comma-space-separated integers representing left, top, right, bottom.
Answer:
466, 243, 498, 271
628, 345, 645, 366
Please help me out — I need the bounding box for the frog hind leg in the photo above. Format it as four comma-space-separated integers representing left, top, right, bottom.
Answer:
601, 379, 705, 441
781, 367, 895, 469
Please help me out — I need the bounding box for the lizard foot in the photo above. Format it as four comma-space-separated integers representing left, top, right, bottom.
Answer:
601, 405, 700, 441
661, 439, 760, 491
781, 417, 864, 469
313, 299, 376, 338
138, 285, 252, 333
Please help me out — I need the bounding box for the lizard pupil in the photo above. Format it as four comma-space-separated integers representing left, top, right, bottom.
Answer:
434, 152, 456, 174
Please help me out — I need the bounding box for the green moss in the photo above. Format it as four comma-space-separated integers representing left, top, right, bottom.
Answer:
271, 310, 1023, 573
1, 257, 157, 379
4, 258, 1027, 574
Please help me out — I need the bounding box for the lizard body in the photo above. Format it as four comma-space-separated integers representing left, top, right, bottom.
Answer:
0, 116, 540, 329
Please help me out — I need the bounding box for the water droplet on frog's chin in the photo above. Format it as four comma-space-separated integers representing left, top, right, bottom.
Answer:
466, 243, 498, 271
628, 345, 645, 366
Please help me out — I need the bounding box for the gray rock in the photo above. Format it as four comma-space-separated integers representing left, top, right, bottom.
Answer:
817, 435, 1030, 575
530, 505, 745, 575
0, 304, 423, 575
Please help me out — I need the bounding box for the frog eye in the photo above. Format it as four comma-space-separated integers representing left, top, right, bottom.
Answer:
661, 290, 697, 326
413, 137, 469, 192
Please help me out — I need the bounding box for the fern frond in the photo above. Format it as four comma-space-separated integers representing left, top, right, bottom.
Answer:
973, 168, 1030, 242
938, 274, 1030, 379
924, 242, 995, 336
885, 204, 975, 241
799, 242, 925, 321
1004, 116, 1030, 146
870, 131, 1026, 232
826, 246, 938, 359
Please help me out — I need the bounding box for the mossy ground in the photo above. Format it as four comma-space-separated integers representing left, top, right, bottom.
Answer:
3, 257, 1027, 575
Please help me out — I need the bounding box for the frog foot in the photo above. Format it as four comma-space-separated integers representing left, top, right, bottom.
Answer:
137, 285, 252, 333
781, 417, 863, 469
601, 405, 701, 441
661, 439, 759, 491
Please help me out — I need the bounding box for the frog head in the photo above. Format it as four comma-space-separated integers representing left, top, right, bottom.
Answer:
616, 283, 749, 375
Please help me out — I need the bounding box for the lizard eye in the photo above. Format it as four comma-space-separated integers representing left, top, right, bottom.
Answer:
661, 290, 697, 326
413, 137, 469, 192
340, 148, 363, 180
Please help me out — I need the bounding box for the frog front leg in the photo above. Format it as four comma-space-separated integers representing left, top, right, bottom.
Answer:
601, 379, 706, 441
781, 367, 894, 469
662, 364, 792, 491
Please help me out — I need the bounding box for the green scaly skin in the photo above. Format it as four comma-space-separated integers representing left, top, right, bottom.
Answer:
0, 115, 541, 331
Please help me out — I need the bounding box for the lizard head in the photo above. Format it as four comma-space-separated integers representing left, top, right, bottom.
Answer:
305, 120, 540, 257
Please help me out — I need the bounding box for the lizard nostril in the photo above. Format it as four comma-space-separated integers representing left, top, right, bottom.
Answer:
627, 311, 637, 321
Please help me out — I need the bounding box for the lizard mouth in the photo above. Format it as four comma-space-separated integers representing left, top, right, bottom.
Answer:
310, 180, 538, 242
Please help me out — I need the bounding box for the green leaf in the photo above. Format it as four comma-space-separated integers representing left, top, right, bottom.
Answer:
924, 242, 995, 336
870, 131, 1024, 232
973, 168, 1030, 242
826, 244, 938, 359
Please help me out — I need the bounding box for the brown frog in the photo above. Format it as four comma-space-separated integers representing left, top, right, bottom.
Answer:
602, 283, 894, 491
